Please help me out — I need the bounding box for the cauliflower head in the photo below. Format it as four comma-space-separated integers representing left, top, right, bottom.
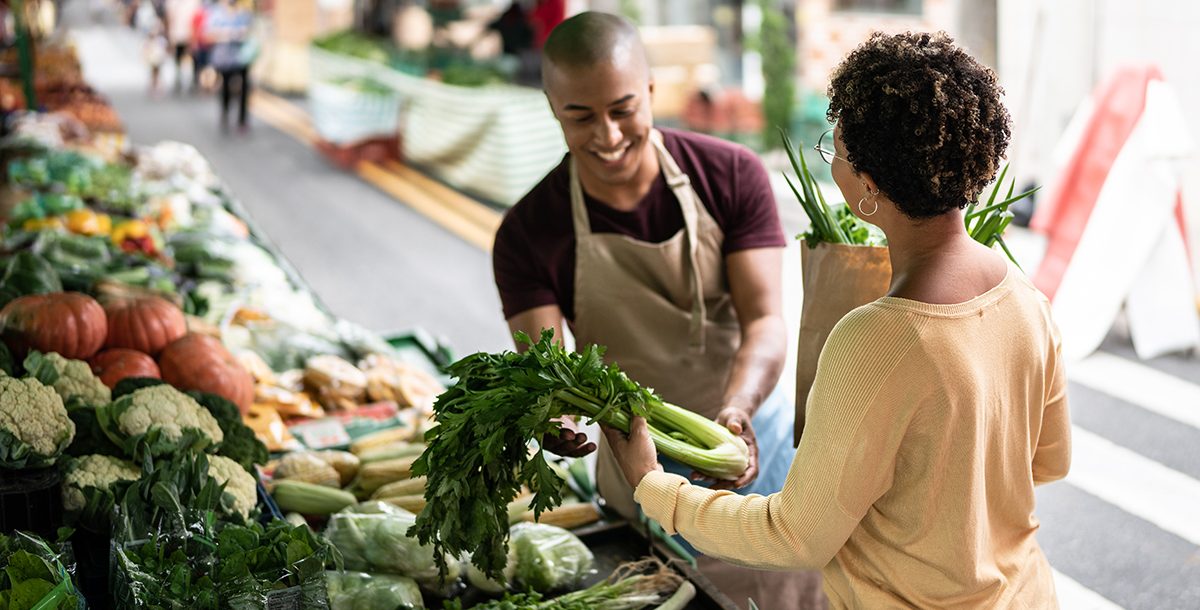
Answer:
62, 454, 140, 512
208, 454, 256, 520
43, 352, 111, 405
0, 376, 76, 467
102, 384, 224, 456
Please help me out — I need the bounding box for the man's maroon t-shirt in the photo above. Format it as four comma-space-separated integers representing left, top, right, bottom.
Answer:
493, 127, 786, 321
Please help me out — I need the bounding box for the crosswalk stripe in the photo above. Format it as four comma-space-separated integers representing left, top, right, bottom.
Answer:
1052, 569, 1124, 610
1067, 426, 1200, 546
1070, 352, 1200, 431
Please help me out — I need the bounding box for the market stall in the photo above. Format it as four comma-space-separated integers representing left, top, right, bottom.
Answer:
0, 40, 735, 610
307, 33, 565, 206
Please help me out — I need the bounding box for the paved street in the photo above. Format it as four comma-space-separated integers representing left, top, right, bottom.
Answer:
70, 7, 1200, 608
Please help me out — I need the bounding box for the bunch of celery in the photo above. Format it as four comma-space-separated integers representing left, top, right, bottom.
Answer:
409, 330, 748, 580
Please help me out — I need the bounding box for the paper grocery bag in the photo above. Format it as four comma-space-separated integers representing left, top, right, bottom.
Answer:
794, 241, 892, 446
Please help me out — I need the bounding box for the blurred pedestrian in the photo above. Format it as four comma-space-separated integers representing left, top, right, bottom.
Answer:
528, 0, 564, 50
143, 20, 169, 96
133, 0, 159, 33
165, 0, 200, 93
191, 0, 215, 93
207, 0, 256, 132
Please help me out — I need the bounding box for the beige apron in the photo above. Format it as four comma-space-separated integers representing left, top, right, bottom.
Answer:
571, 131, 827, 609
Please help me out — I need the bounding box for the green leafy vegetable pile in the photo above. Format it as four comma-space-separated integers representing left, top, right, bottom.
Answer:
0, 531, 83, 610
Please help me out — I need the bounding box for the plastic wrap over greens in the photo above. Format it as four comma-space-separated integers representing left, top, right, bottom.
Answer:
325, 571, 424, 610
466, 523, 594, 594
324, 505, 462, 597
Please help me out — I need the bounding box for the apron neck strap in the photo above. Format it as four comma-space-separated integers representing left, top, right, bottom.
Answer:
649, 130, 707, 353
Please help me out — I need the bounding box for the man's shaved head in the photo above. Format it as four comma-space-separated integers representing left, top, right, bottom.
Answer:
542, 12, 649, 81
540, 12, 657, 195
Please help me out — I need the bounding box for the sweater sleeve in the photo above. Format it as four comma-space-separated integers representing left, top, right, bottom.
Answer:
635, 305, 922, 570
1033, 326, 1071, 485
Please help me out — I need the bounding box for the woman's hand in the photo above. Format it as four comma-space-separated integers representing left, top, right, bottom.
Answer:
603, 416, 662, 488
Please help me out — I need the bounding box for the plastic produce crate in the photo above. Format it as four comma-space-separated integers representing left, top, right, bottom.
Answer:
0, 466, 65, 538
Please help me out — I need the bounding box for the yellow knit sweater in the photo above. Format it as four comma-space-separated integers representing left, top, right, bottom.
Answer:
635, 267, 1071, 609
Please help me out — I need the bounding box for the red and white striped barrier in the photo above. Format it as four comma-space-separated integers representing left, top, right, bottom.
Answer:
1032, 65, 1198, 362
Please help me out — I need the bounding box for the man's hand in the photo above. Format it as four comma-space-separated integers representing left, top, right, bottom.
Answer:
602, 416, 662, 488
696, 406, 759, 490
543, 416, 597, 458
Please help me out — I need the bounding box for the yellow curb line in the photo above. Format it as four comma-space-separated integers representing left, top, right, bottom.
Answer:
249, 91, 500, 252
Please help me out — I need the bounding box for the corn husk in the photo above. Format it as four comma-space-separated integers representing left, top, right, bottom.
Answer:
356, 441, 426, 464
381, 494, 426, 513
519, 501, 601, 530
315, 450, 361, 486
349, 427, 414, 456
352, 455, 418, 498
275, 451, 341, 487
371, 476, 426, 500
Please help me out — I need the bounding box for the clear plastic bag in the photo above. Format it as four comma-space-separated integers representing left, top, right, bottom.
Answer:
0, 531, 86, 610
324, 571, 424, 610
465, 522, 594, 594
323, 506, 462, 597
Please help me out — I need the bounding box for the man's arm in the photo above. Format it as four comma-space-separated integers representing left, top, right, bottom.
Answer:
506, 304, 565, 353
722, 247, 787, 415
708, 247, 787, 489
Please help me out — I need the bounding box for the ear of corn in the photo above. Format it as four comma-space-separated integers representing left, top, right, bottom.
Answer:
356, 441, 426, 464
314, 450, 361, 486
274, 452, 341, 487
518, 501, 601, 530
371, 476, 427, 500
382, 494, 427, 514
350, 427, 415, 455
271, 479, 357, 515
351, 455, 418, 498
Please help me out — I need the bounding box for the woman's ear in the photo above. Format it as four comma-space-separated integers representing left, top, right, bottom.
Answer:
860, 172, 880, 197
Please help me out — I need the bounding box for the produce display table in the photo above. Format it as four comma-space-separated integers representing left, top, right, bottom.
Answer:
309, 46, 566, 206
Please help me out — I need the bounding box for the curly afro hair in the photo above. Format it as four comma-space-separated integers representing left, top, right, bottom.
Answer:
827, 31, 1011, 219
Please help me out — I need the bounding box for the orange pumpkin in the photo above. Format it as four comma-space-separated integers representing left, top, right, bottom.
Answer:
158, 334, 254, 412
0, 292, 107, 359
89, 349, 161, 389
102, 295, 187, 356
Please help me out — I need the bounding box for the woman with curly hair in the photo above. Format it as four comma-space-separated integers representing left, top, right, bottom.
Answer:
606, 31, 1072, 608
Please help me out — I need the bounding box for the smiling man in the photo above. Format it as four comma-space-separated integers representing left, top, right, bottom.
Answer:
492, 12, 824, 608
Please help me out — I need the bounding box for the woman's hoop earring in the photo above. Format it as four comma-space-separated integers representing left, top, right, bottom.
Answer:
858, 194, 879, 217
